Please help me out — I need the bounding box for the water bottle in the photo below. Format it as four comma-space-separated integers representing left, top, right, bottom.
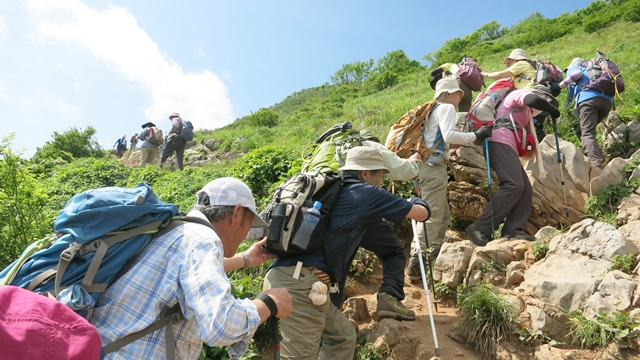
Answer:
290, 201, 322, 251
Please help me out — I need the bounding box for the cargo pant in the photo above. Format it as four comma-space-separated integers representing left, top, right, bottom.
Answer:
411, 162, 449, 260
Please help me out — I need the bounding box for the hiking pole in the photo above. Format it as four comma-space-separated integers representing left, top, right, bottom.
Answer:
551, 119, 570, 218
269, 316, 282, 360
411, 219, 440, 356
484, 139, 495, 238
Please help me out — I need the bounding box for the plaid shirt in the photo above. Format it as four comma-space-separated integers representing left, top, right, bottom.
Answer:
92, 210, 261, 359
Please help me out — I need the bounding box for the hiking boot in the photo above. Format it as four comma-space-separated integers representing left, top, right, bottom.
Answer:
407, 256, 422, 282
377, 292, 416, 321
465, 224, 489, 247
505, 233, 536, 241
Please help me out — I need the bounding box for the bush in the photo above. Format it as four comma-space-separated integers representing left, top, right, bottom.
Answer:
567, 309, 640, 349
455, 284, 514, 359
610, 254, 637, 274
532, 240, 550, 261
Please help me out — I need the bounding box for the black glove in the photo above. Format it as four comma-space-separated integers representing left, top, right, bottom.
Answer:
474, 125, 493, 142
410, 196, 431, 221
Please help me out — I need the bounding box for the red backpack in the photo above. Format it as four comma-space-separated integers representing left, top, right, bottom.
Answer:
457, 56, 484, 91
465, 79, 516, 130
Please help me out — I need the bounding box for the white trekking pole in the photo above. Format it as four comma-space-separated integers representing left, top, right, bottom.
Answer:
411, 219, 440, 356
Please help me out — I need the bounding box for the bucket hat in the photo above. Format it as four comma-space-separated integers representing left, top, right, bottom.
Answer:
434, 78, 464, 100
338, 147, 389, 173
564, 57, 586, 72
506, 48, 528, 61
531, 85, 559, 107
141, 122, 156, 129
359, 130, 380, 143
169, 112, 180, 119
195, 177, 268, 228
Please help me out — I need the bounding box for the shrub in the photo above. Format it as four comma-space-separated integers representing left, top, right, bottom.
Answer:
349, 248, 378, 278
567, 309, 640, 349
455, 284, 514, 359
610, 254, 637, 274
532, 240, 550, 261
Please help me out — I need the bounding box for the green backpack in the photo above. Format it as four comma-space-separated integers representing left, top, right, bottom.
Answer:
301, 121, 366, 173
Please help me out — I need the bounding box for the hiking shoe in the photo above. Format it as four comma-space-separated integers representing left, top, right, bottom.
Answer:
505, 233, 536, 241
407, 256, 422, 282
377, 292, 416, 321
465, 224, 489, 247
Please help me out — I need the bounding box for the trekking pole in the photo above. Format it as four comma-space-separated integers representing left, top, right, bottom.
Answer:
269, 317, 282, 360
411, 219, 440, 356
551, 119, 570, 218
484, 139, 495, 238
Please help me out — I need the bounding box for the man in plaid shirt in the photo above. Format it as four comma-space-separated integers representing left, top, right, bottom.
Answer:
92, 178, 292, 359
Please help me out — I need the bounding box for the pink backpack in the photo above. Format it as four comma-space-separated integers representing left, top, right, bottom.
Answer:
0, 285, 102, 359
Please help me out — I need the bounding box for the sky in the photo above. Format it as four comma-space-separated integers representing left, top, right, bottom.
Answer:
0, 0, 595, 158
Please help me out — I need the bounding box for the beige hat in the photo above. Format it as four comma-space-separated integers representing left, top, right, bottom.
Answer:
434, 78, 464, 100
564, 57, 586, 72
195, 177, 268, 228
169, 112, 180, 119
506, 48, 528, 61
359, 129, 380, 143
339, 147, 389, 173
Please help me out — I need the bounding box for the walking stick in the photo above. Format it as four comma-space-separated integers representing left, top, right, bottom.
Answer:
269, 317, 282, 360
411, 219, 440, 356
551, 119, 570, 217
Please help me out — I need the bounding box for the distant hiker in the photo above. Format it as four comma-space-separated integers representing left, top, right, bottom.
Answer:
113, 134, 127, 158
465, 85, 560, 246
263, 147, 430, 359
408, 78, 492, 280
430, 56, 484, 112
138, 122, 162, 167
92, 177, 293, 359
559, 57, 612, 169
129, 133, 139, 154
160, 112, 187, 170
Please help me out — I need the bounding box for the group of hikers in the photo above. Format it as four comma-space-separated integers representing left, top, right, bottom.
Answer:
0, 46, 623, 360
113, 112, 191, 170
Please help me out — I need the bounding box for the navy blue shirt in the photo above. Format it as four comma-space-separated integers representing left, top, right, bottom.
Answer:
272, 181, 412, 286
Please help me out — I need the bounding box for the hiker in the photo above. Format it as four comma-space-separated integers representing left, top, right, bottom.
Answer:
160, 112, 187, 170
408, 78, 493, 280
559, 57, 612, 169
358, 130, 423, 320
113, 134, 127, 158
129, 133, 139, 154
263, 147, 430, 359
138, 122, 161, 167
465, 85, 560, 245
481, 48, 560, 140
92, 177, 293, 359
430, 57, 483, 112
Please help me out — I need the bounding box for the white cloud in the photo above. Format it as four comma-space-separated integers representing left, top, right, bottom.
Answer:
0, 15, 7, 38
25, 0, 235, 130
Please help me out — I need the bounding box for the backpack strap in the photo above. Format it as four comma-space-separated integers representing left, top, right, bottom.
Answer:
101, 302, 183, 358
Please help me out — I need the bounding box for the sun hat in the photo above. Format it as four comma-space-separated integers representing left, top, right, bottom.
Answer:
434, 78, 464, 100
141, 122, 156, 129
0, 286, 102, 359
169, 112, 180, 119
338, 147, 389, 173
359, 129, 380, 143
531, 85, 559, 107
564, 57, 586, 72
195, 177, 268, 228
506, 48, 528, 61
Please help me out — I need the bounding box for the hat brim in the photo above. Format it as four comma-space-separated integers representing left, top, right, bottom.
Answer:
339, 165, 390, 174
250, 209, 268, 228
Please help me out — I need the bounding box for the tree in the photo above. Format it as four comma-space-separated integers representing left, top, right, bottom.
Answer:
372, 50, 422, 76
0, 137, 51, 268
31, 126, 104, 164
330, 60, 374, 85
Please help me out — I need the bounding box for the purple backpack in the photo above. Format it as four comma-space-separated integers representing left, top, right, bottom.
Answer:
457, 56, 484, 91
582, 52, 625, 96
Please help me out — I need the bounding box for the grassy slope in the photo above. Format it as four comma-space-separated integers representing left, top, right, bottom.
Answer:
206, 20, 640, 168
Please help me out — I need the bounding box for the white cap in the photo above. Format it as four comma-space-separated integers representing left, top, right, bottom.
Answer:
434, 78, 464, 100
195, 177, 268, 228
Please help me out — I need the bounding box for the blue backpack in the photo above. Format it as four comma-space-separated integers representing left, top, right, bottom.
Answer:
0, 183, 208, 358
180, 120, 194, 141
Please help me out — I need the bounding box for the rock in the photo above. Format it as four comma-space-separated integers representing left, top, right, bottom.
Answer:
617, 195, 640, 226
619, 220, 640, 251
583, 270, 635, 319
535, 226, 562, 242
590, 157, 628, 195
433, 241, 474, 288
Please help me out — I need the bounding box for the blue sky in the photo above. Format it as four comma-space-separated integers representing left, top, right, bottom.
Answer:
1, 0, 595, 158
